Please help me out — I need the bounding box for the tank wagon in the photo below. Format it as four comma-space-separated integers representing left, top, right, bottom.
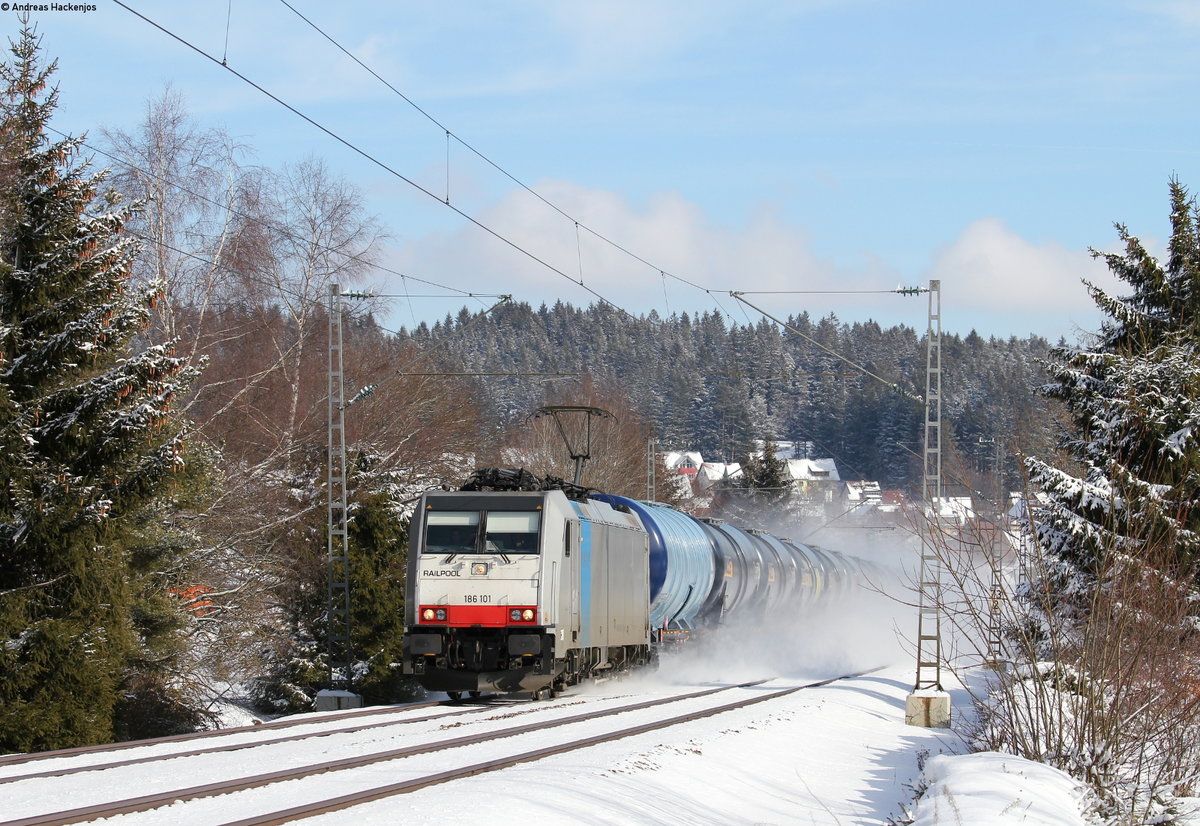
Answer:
402, 469, 868, 699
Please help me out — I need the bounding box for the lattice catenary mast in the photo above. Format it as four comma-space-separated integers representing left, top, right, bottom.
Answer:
913, 280, 946, 697
903, 280, 950, 727
326, 284, 353, 693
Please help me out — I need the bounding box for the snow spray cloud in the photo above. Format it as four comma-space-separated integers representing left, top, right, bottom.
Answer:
566, 507, 922, 696
603, 542, 913, 694
672, 577, 906, 686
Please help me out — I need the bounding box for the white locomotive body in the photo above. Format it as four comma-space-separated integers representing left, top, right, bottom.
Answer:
404, 489, 650, 697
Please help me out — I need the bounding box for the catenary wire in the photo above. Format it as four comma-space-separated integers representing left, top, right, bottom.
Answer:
342, 296, 513, 408
273, 0, 933, 327
111, 0, 632, 319
123, 235, 915, 476
112, 1, 927, 399
274, 0, 721, 301
118, 1, 891, 327
118, 226, 506, 340
48, 126, 489, 306
115, 230, 585, 403
736, 289, 925, 295
221, 0, 232, 65
273, 0, 747, 330
731, 292, 923, 402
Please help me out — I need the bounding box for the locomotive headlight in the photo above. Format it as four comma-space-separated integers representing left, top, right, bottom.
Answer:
510, 609, 522, 621
422, 608, 435, 621
522, 609, 535, 621
471, 563, 488, 575
435, 608, 447, 621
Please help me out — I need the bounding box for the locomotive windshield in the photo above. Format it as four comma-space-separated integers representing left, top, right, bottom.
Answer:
484, 511, 541, 554
423, 509, 541, 555
424, 511, 479, 553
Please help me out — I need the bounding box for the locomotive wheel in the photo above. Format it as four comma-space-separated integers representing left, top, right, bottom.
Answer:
469, 690, 482, 699
446, 691, 463, 702
533, 686, 555, 701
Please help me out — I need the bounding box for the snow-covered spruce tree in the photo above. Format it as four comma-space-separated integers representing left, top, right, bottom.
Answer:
1002, 182, 1200, 819
1026, 180, 1200, 582
714, 435, 792, 522
249, 459, 416, 713
345, 481, 413, 705
0, 26, 207, 751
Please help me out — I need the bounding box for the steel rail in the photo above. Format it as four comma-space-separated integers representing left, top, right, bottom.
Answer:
228, 667, 885, 826
0, 704, 497, 785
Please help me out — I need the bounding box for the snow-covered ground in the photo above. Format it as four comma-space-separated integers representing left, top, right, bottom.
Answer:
3, 662, 1096, 826
313, 661, 971, 826
912, 750, 1091, 826
372, 625, 1090, 826
339, 531, 1098, 826
2, 544, 1105, 826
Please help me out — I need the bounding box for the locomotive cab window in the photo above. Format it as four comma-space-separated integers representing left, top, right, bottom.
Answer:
484, 511, 541, 554
424, 511, 479, 554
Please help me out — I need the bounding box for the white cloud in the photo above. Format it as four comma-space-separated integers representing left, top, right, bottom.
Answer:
385, 180, 891, 318
925, 218, 1117, 313
382, 185, 1129, 341
1131, 1, 1200, 28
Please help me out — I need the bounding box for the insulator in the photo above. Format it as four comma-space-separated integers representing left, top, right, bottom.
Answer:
346, 384, 377, 406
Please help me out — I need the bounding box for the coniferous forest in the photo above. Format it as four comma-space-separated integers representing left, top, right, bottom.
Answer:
401, 303, 1060, 496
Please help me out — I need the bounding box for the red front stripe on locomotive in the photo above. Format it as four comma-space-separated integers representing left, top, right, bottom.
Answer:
418, 605, 538, 627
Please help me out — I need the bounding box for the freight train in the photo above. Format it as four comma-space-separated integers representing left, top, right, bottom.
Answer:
402, 468, 869, 700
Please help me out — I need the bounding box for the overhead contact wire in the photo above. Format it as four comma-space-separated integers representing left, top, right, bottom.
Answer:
343, 295, 513, 408
50, 127, 483, 304
221, 0, 232, 65
120, 0, 924, 397
119, 228, 501, 339
112, 0, 631, 319
730, 292, 922, 402
274, 0, 721, 301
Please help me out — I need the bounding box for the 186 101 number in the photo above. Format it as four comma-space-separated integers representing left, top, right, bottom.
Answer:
463, 594, 491, 604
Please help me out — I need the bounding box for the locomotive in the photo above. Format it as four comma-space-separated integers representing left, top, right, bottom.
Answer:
402, 468, 869, 699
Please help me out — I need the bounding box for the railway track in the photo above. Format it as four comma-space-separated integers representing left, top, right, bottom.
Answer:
2, 667, 882, 826
0, 698, 451, 770
0, 701, 496, 786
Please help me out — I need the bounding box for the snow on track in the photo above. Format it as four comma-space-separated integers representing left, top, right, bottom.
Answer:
2, 664, 958, 825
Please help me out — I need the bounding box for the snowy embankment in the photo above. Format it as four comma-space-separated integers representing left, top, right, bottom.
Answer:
290, 662, 1095, 826
910, 751, 1089, 826
9, 662, 1101, 825
294, 661, 960, 826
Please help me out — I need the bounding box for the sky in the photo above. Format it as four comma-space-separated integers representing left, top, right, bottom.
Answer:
11, 0, 1200, 340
